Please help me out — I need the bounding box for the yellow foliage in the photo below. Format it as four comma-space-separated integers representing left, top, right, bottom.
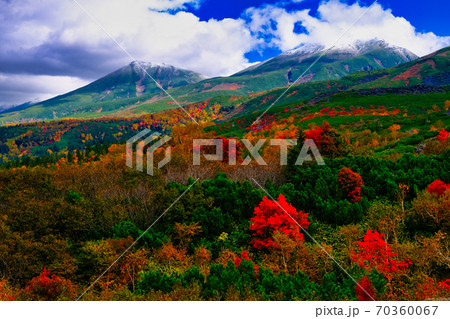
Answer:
218, 232, 228, 241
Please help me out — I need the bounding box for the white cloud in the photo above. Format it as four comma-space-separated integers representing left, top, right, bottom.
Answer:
245, 0, 450, 56
115, 10, 255, 76
0, 73, 88, 106
0, 0, 255, 78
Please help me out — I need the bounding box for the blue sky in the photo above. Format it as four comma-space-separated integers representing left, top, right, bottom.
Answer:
0, 0, 449, 106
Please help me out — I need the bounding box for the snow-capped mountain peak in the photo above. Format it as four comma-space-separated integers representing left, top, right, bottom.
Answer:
283, 39, 417, 60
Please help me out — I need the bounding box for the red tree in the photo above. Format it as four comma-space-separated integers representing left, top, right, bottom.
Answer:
338, 167, 363, 202
351, 230, 411, 275
304, 121, 350, 158
356, 276, 377, 301
249, 194, 310, 249
427, 180, 449, 197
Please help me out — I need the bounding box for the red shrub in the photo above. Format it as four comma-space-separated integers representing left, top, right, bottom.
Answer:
304, 126, 324, 146
249, 194, 310, 249
436, 129, 449, 142
416, 278, 450, 300
348, 187, 362, 203
214, 137, 240, 163
427, 180, 449, 197
25, 268, 77, 300
439, 279, 450, 289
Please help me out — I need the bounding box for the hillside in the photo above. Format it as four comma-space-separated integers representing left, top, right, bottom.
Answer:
211, 46, 449, 120
0, 46, 448, 162
0, 46, 449, 302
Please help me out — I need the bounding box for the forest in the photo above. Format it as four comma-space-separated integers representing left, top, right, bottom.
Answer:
0, 93, 449, 300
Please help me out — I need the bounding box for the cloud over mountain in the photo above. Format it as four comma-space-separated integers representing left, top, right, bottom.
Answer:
245, 1, 450, 56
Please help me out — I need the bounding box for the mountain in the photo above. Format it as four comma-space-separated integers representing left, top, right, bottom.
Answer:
163, 40, 418, 99
344, 45, 450, 89
0, 40, 425, 124
233, 39, 417, 84
0, 62, 206, 122
130, 40, 419, 106
219, 46, 449, 119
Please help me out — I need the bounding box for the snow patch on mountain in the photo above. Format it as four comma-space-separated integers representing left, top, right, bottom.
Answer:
283, 39, 418, 61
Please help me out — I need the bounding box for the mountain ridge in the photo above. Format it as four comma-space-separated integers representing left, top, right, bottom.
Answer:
0, 40, 444, 124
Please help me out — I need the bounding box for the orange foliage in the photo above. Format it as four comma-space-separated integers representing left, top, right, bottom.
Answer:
194, 246, 212, 276
154, 243, 190, 273
216, 249, 237, 267
173, 223, 202, 248
388, 124, 401, 131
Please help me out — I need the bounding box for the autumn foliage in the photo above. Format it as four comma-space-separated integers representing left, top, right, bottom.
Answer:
234, 251, 259, 275
249, 194, 310, 249
304, 125, 324, 146
427, 180, 450, 197
0, 98, 449, 301
355, 276, 377, 301
351, 230, 411, 275
338, 167, 363, 203
24, 268, 77, 301
303, 121, 350, 158
0, 279, 16, 301
415, 278, 450, 300
215, 137, 240, 163
436, 129, 449, 142
412, 183, 450, 227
